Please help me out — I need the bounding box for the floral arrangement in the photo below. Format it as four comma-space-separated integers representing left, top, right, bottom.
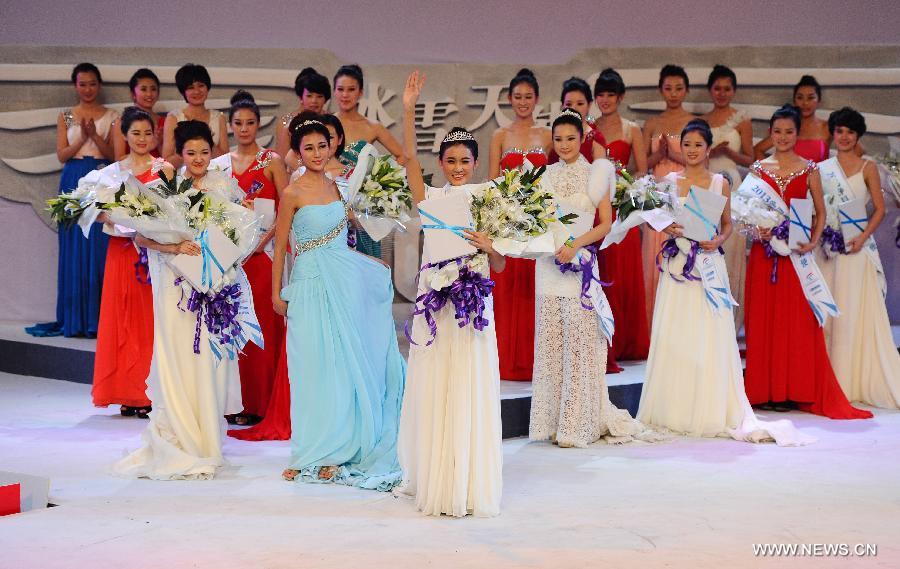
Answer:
405, 253, 494, 347
730, 188, 791, 257
354, 155, 413, 221
818, 192, 846, 257
469, 165, 568, 241
610, 169, 669, 222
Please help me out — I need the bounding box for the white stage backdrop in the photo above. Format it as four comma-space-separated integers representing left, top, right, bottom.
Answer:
0, 40, 898, 322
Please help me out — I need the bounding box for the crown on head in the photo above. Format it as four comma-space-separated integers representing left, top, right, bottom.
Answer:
294, 119, 324, 131
558, 108, 582, 120
441, 129, 475, 143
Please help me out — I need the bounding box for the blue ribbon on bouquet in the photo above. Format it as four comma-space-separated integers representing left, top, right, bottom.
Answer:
789, 204, 812, 241
838, 210, 867, 233
198, 229, 226, 289
418, 208, 473, 239
683, 188, 718, 240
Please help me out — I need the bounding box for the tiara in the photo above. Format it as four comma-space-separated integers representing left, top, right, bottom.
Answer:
294, 119, 324, 131
558, 108, 582, 120
441, 130, 475, 143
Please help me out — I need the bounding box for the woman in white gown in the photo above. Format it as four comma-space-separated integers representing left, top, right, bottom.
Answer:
529, 109, 660, 448
817, 108, 899, 408
702, 65, 754, 330
396, 72, 505, 517
638, 119, 814, 445
114, 121, 247, 479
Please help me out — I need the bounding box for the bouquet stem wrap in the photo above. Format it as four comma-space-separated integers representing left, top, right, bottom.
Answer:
555, 244, 611, 310
134, 247, 151, 284
405, 257, 495, 347
175, 277, 242, 356
762, 219, 790, 283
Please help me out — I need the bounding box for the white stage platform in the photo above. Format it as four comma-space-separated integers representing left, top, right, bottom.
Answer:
1, 371, 899, 568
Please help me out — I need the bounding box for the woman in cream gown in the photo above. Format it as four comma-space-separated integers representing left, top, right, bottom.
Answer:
397, 72, 504, 517
817, 107, 899, 409
113, 122, 246, 479
638, 119, 813, 445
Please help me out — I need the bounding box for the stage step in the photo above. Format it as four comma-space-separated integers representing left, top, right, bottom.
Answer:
0, 471, 50, 516
1, 320, 646, 440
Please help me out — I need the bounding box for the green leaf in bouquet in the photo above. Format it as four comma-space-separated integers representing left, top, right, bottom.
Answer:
558, 212, 579, 225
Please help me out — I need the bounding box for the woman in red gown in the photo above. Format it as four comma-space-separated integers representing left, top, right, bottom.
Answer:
112, 69, 166, 160
754, 75, 831, 162
593, 69, 651, 365
91, 107, 166, 418
215, 91, 288, 425
743, 105, 871, 420
548, 77, 606, 163
488, 69, 552, 381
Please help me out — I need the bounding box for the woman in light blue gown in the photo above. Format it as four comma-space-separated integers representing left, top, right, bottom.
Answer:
273, 117, 406, 491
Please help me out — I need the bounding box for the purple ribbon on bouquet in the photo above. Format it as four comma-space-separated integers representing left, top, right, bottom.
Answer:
175, 277, 243, 355
820, 226, 846, 255
762, 219, 790, 283
656, 238, 701, 282
347, 226, 358, 249
555, 244, 610, 310
404, 257, 495, 347
133, 247, 151, 284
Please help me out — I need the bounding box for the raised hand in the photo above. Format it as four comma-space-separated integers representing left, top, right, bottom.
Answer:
403, 70, 425, 113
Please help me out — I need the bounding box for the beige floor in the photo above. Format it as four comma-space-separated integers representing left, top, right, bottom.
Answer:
1, 371, 899, 568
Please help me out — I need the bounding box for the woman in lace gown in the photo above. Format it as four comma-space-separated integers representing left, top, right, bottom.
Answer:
529, 109, 656, 448
549, 77, 622, 373
161, 63, 229, 167
702, 65, 754, 331
743, 106, 871, 420
397, 72, 504, 517
593, 68, 651, 364
276, 118, 405, 490
754, 75, 831, 162
817, 108, 899, 408
488, 69, 552, 381
276, 67, 330, 161
639, 119, 813, 445
332, 64, 407, 258
641, 65, 694, 330
113, 121, 247, 479
27, 63, 118, 339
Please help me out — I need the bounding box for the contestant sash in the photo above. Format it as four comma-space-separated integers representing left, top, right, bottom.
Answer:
818, 158, 886, 297
737, 175, 839, 326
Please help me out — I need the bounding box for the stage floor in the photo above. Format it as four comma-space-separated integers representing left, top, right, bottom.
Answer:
2, 371, 899, 568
